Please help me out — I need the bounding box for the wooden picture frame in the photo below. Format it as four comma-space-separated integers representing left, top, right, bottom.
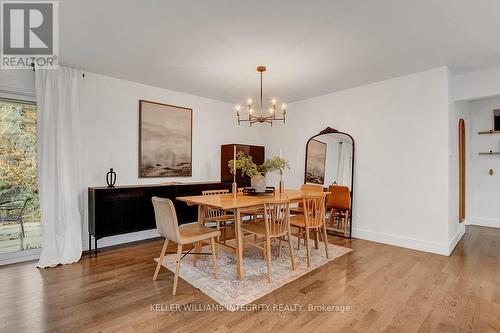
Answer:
494, 109, 500, 131
459, 118, 466, 222
305, 138, 327, 184
138, 100, 192, 178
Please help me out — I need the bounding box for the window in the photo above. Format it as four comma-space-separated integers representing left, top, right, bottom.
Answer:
0, 98, 41, 254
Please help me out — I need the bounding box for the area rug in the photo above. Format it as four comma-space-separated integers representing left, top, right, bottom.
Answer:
155, 237, 352, 311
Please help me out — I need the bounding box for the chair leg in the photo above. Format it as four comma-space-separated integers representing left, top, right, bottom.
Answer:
314, 229, 319, 249
210, 237, 218, 278
153, 238, 169, 280
216, 222, 221, 242
265, 238, 272, 283
305, 227, 311, 267
328, 208, 334, 227
287, 229, 296, 271
222, 223, 227, 245
323, 223, 330, 259
297, 228, 302, 251
193, 241, 200, 267
173, 244, 183, 295
278, 237, 283, 257
20, 218, 25, 238
263, 237, 267, 259
344, 210, 350, 236
215, 223, 221, 258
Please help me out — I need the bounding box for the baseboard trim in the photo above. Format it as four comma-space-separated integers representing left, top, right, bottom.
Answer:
0, 248, 41, 266
447, 225, 465, 255
471, 217, 500, 228
82, 222, 206, 252
352, 228, 449, 256
83, 229, 160, 251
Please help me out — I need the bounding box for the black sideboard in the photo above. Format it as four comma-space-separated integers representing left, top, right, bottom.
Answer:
88, 182, 230, 256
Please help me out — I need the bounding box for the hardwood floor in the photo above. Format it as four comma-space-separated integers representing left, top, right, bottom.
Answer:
1, 225, 499, 332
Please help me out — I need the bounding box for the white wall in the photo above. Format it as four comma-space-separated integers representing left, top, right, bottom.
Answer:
261, 67, 453, 255
468, 97, 500, 228
81, 72, 259, 248
83, 72, 257, 187
452, 66, 500, 102
0, 70, 35, 97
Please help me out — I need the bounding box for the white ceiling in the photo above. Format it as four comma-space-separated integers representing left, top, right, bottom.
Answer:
61, 0, 500, 104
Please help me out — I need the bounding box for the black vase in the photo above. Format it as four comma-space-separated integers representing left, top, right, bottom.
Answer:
106, 168, 116, 188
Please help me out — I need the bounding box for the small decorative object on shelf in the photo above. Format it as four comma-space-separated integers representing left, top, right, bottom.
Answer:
106, 168, 116, 188
478, 130, 500, 135
478, 151, 500, 155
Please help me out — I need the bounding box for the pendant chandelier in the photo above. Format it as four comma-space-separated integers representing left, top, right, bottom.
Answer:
235, 66, 286, 126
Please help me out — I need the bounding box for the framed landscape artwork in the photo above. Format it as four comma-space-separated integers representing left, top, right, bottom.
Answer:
305, 139, 327, 184
139, 100, 192, 177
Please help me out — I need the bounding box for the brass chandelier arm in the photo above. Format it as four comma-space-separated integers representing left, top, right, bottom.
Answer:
235, 65, 286, 126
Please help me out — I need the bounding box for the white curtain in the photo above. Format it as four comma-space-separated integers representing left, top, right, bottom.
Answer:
35, 66, 84, 268
337, 142, 353, 189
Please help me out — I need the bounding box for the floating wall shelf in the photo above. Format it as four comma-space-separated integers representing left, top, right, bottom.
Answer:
478, 130, 500, 135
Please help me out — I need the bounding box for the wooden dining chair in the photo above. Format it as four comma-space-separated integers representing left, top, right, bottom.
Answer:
326, 185, 351, 235
290, 193, 329, 267
202, 189, 235, 247
290, 183, 324, 215
151, 197, 220, 295
241, 198, 296, 282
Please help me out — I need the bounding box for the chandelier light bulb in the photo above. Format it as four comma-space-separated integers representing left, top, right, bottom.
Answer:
247, 98, 252, 106
272, 99, 277, 106
249, 108, 253, 114
269, 107, 274, 114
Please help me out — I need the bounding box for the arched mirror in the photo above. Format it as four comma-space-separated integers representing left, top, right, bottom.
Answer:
304, 127, 355, 238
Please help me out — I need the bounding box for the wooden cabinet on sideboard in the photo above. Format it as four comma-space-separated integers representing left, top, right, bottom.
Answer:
220, 144, 265, 187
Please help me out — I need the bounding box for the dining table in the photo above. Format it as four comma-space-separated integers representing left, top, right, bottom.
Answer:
176, 189, 323, 280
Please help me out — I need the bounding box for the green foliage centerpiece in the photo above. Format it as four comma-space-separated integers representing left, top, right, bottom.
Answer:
228, 151, 259, 178
261, 156, 291, 195
229, 151, 291, 194
228, 150, 262, 193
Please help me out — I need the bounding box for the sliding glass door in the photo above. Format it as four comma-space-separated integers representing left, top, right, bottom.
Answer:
0, 97, 41, 259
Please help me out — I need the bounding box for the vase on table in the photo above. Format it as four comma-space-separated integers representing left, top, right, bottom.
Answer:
232, 181, 238, 197
251, 174, 266, 192
279, 172, 284, 195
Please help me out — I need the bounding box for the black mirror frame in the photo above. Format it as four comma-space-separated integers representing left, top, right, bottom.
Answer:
303, 127, 355, 239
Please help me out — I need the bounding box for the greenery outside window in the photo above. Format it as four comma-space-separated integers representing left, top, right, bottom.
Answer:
0, 98, 41, 254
